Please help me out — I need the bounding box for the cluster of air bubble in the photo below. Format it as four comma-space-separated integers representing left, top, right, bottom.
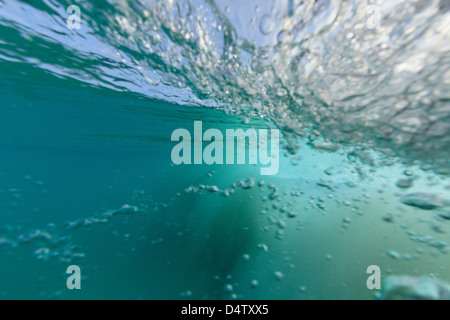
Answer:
1, 0, 449, 169
0, 204, 139, 264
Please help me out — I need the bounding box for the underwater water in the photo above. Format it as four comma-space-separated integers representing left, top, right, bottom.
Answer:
0, 0, 449, 300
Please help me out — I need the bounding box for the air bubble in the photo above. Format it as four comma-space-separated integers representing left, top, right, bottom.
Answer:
259, 15, 275, 35
396, 179, 412, 189
274, 271, 284, 281
224, 284, 233, 292
277, 30, 292, 43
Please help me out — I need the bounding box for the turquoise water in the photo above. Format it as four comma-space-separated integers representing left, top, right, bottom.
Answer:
0, 0, 449, 299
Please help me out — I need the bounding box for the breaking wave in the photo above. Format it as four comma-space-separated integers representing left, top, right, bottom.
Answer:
0, 0, 449, 169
